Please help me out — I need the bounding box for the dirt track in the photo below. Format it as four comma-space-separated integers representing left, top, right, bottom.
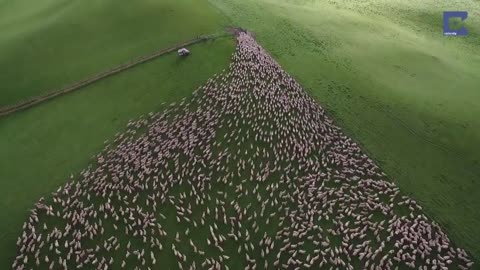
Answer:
0, 33, 230, 118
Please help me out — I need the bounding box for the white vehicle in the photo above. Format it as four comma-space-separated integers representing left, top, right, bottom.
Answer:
177, 48, 190, 56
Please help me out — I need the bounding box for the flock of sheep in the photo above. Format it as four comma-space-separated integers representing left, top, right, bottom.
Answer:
12, 32, 473, 269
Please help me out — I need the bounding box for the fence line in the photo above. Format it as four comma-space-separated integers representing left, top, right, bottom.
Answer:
0, 33, 230, 117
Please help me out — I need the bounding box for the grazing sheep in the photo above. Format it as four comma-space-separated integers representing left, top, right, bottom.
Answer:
12, 31, 473, 270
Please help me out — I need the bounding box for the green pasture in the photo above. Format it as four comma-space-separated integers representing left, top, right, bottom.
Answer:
209, 0, 480, 261
1, 0, 480, 267
0, 0, 235, 267
0, 0, 228, 107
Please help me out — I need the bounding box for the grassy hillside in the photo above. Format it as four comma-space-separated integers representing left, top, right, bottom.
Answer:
209, 0, 480, 261
0, 0, 227, 107
2, 0, 479, 267
0, 0, 235, 267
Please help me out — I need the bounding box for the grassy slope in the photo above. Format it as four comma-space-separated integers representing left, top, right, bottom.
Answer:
0, 0, 226, 107
209, 0, 480, 261
0, 0, 234, 267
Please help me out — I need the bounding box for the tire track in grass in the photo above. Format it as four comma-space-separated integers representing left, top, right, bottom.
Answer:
0, 32, 232, 118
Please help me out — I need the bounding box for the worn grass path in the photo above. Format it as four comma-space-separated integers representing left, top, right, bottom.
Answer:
0, 33, 231, 117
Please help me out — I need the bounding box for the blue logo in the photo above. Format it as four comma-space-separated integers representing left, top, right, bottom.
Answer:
443, 11, 468, 36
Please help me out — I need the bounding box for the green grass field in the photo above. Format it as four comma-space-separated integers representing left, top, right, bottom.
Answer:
1, 0, 480, 267
0, 0, 235, 267
209, 0, 480, 261
0, 0, 230, 107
